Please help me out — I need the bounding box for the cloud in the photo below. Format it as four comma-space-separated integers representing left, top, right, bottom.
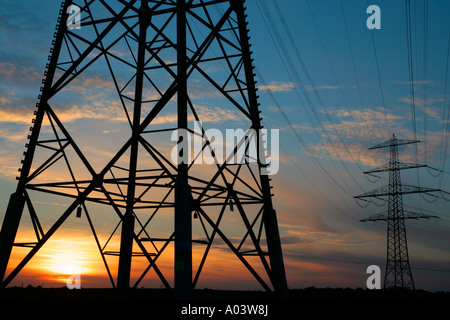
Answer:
398, 95, 444, 109
0, 149, 21, 178
0, 91, 37, 125
271, 177, 358, 241
305, 85, 340, 91
281, 236, 314, 245
0, 92, 125, 126
297, 107, 419, 166
0, 125, 29, 143
293, 104, 449, 181
0, 61, 42, 84
193, 104, 241, 123
259, 82, 339, 93
332, 108, 405, 122
0, 93, 240, 128
307, 142, 384, 167
0, 106, 35, 125
68, 75, 116, 93
259, 81, 296, 92
393, 80, 435, 86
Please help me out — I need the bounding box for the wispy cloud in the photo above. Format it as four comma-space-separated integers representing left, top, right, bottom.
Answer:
299, 104, 450, 167
332, 108, 405, 122
300, 107, 406, 142
305, 85, 340, 91
259, 81, 339, 93
0, 149, 21, 178
0, 61, 42, 83
398, 95, 445, 111
307, 141, 384, 167
393, 80, 435, 86
0, 92, 36, 125
297, 107, 415, 166
193, 104, 241, 123
259, 81, 296, 92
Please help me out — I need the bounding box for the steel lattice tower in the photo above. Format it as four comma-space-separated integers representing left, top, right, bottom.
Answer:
0, 0, 288, 299
355, 134, 439, 290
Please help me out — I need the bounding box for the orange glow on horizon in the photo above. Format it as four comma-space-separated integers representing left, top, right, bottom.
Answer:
5, 229, 276, 290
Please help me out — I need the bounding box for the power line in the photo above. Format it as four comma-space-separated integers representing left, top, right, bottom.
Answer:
267, 0, 368, 193
255, 0, 358, 198
305, 0, 377, 186
256, 69, 360, 218
423, 0, 429, 165
218, 2, 355, 211
339, 0, 369, 127
439, 33, 450, 190
365, 0, 391, 138
405, 0, 421, 188
305, 0, 348, 107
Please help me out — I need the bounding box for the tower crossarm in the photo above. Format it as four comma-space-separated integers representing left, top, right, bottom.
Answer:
354, 185, 441, 198
360, 210, 439, 222
369, 134, 420, 150
364, 162, 427, 174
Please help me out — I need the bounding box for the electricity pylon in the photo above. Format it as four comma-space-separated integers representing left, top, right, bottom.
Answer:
0, 0, 288, 299
354, 134, 439, 290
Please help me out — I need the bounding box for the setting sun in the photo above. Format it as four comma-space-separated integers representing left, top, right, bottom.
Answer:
17, 237, 99, 286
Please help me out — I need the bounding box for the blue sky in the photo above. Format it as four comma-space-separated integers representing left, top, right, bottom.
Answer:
0, 0, 450, 291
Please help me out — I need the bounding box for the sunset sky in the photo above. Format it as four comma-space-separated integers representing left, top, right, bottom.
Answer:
1, 0, 450, 292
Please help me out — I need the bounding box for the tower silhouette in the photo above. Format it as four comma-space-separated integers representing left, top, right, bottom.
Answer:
355, 134, 439, 289
0, 0, 288, 299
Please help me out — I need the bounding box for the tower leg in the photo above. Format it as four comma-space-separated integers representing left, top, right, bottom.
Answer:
174, 0, 193, 300
117, 211, 136, 289
0, 192, 25, 286
174, 181, 192, 299
261, 177, 289, 299
233, 0, 289, 298
265, 210, 289, 297
117, 0, 149, 289
1, 1, 71, 288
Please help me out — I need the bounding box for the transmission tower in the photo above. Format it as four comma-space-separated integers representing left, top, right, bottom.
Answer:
354, 134, 440, 290
0, 0, 288, 299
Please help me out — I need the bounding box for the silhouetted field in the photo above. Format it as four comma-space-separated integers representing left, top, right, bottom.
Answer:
1, 286, 449, 300
1, 287, 447, 318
